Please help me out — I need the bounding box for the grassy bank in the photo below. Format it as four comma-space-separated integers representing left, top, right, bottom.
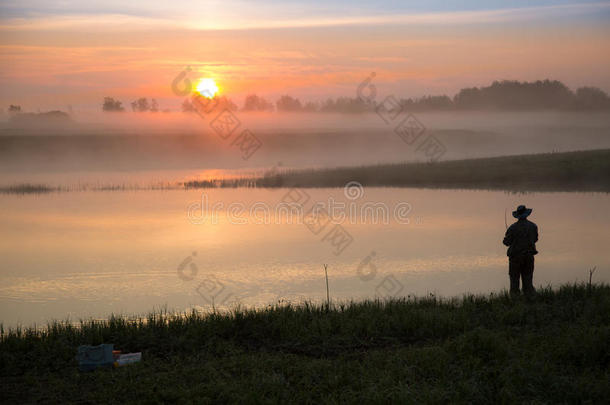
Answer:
185, 149, 610, 192
1, 284, 609, 403
3, 150, 609, 194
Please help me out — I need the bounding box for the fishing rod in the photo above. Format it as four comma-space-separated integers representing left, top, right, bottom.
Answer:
324, 264, 330, 309
504, 208, 508, 230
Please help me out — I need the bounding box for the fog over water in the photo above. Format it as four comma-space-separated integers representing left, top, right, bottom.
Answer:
1, 110, 609, 326
1, 111, 609, 187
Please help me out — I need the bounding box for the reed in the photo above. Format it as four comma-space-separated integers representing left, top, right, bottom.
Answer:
185, 149, 610, 192
2, 283, 609, 403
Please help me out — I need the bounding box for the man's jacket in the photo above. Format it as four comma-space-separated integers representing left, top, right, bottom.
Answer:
503, 219, 538, 257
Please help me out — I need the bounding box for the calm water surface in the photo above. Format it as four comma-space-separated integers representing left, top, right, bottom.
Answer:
1, 188, 609, 327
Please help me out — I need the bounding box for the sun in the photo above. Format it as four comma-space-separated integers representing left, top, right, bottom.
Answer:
196, 78, 219, 98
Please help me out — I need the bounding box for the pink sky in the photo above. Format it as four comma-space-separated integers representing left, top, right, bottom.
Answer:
1, 2, 609, 111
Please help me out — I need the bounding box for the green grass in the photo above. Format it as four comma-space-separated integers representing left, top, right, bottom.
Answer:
1, 284, 609, 403
184, 149, 610, 192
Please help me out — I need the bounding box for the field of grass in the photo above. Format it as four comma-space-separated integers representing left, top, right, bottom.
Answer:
185, 149, 610, 192
1, 284, 609, 403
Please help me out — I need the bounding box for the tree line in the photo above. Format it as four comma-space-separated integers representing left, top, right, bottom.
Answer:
100, 79, 610, 113
102, 97, 161, 112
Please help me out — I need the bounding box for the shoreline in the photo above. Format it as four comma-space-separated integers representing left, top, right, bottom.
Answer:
2, 283, 608, 402
193, 149, 610, 192
2, 149, 610, 194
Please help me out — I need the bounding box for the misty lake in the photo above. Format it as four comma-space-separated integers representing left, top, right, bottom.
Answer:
1, 187, 609, 327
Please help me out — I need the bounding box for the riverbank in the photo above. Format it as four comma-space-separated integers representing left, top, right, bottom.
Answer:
186, 149, 610, 192
3, 149, 609, 194
1, 283, 609, 403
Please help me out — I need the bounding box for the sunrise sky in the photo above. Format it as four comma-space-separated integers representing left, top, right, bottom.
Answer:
1, 0, 609, 111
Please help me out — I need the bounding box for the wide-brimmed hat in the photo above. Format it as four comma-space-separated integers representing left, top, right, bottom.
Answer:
512, 205, 532, 219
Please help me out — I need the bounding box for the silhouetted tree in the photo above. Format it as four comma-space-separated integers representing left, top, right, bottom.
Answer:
102, 97, 125, 112
186, 80, 610, 115
131, 98, 150, 112
574, 87, 610, 110
276, 95, 302, 112
185, 95, 238, 114
150, 99, 159, 112
182, 99, 195, 112
302, 101, 319, 112
242, 94, 274, 111
8, 105, 21, 113
452, 87, 482, 109
9, 110, 70, 124
320, 97, 370, 113
400, 95, 453, 111
215, 96, 238, 112
453, 80, 574, 110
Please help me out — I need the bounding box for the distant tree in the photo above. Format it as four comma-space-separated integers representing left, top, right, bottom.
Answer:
9, 110, 70, 124
276, 95, 302, 112
574, 87, 610, 110
419, 95, 452, 110
8, 105, 21, 114
180, 79, 610, 115
453, 80, 574, 110
452, 87, 483, 109
138, 98, 149, 111
302, 101, 319, 112
186, 95, 238, 114
242, 94, 274, 111
215, 96, 238, 112
150, 99, 159, 112
102, 97, 125, 112
131, 98, 150, 112
182, 99, 196, 112
320, 97, 370, 113
400, 95, 453, 111
320, 98, 335, 112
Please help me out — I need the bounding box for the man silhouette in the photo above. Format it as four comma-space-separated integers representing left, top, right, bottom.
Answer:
503, 205, 539, 295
